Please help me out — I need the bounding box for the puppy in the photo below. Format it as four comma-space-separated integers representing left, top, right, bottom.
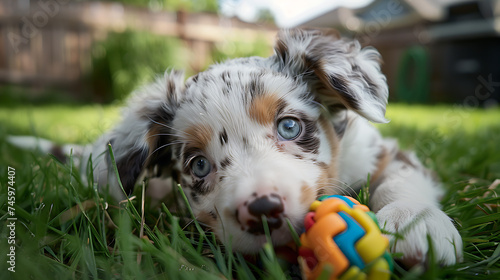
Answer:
10, 29, 462, 266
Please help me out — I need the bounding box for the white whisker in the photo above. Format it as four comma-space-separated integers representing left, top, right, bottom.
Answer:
145, 141, 183, 162
146, 133, 180, 140
146, 116, 191, 137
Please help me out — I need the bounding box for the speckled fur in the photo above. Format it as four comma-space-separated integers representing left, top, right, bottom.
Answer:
9, 29, 462, 266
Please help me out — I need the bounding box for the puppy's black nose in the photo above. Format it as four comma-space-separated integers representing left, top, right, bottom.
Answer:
237, 193, 284, 235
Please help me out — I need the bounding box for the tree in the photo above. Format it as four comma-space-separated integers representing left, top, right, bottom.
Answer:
256, 8, 275, 24
90, 0, 219, 13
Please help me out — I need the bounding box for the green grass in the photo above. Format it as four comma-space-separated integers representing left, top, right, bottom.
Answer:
1, 103, 500, 279
0, 104, 120, 144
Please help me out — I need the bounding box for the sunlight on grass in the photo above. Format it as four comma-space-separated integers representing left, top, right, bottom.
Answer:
0, 104, 120, 144
381, 104, 500, 135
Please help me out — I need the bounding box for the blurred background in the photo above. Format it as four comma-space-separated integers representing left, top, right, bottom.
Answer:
1, 0, 499, 105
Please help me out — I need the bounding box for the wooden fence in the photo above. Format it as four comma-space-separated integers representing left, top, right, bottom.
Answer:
0, 0, 277, 96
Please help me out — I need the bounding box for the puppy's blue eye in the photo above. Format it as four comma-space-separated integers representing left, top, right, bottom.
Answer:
277, 118, 301, 140
191, 156, 211, 178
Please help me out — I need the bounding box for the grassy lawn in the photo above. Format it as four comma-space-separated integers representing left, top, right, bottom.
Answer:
0, 104, 121, 144
0, 103, 499, 279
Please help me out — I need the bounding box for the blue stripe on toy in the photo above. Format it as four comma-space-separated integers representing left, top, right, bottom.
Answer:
333, 211, 366, 269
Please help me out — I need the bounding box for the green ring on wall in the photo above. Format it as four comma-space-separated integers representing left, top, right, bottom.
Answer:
396, 46, 429, 103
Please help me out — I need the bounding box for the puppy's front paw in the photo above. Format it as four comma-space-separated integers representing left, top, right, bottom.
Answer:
376, 201, 463, 267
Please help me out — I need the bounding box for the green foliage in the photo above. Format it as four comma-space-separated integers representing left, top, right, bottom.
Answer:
256, 8, 276, 24
95, 0, 219, 13
377, 104, 500, 181
211, 37, 273, 64
89, 30, 187, 102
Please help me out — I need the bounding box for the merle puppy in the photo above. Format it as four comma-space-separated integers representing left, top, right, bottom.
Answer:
10, 29, 463, 267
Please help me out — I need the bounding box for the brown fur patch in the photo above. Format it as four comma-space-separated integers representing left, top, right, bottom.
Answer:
146, 124, 162, 151
197, 211, 217, 228
185, 124, 213, 151
370, 147, 392, 184
300, 184, 317, 206
395, 150, 416, 168
315, 116, 340, 196
321, 117, 340, 183
223, 207, 240, 226
248, 94, 284, 125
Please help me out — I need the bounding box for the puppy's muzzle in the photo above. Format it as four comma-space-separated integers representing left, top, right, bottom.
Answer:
236, 192, 285, 235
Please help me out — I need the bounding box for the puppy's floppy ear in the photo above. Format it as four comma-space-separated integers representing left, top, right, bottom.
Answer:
273, 29, 389, 123
144, 70, 186, 173
107, 70, 185, 195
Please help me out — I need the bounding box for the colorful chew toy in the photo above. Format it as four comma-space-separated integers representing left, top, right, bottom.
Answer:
298, 195, 393, 280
